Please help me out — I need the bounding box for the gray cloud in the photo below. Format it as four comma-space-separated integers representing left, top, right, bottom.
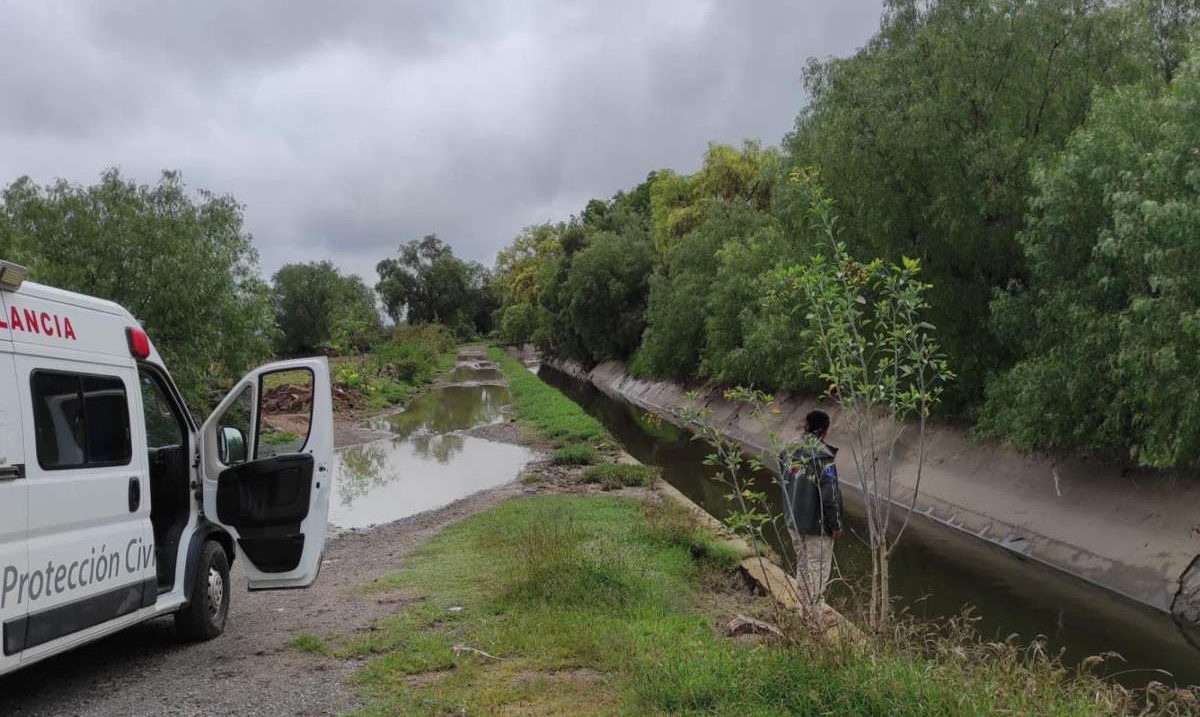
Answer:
0, 0, 882, 283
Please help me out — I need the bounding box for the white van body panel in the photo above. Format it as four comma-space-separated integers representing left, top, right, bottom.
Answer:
0, 277, 333, 676
0, 341, 29, 675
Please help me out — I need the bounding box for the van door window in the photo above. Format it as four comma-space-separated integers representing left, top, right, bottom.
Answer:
31, 371, 131, 469
140, 373, 184, 449
215, 386, 252, 465
256, 368, 314, 459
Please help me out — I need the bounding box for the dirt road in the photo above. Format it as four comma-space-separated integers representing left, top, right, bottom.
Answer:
0, 478, 530, 717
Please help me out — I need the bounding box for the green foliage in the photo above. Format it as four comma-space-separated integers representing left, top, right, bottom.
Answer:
287, 633, 330, 655
489, 347, 609, 447
500, 507, 641, 609
331, 324, 456, 411
272, 261, 382, 355
484, 0, 1200, 469
778, 169, 953, 425
551, 443, 596, 465
775, 170, 954, 629
376, 234, 496, 337
787, 0, 1146, 409
490, 178, 655, 364
979, 56, 1200, 468
582, 462, 659, 490
0, 169, 273, 409
492, 224, 561, 345
561, 230, 653, 363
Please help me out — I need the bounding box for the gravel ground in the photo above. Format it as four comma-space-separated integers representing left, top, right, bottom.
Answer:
0, 480, 533, 717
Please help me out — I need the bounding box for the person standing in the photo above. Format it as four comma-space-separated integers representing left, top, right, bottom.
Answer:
779, 408, 844, 617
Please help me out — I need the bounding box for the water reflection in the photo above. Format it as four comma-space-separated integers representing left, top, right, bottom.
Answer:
538, 364, 1200, 688
410, 432, 465, 464
332, 363, 533, 530
331, 435, 532, 530
372, 384, 510, 438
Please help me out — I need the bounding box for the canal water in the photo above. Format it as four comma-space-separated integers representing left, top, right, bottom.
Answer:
538, 364, 1200, 688
330, 364, 533, 530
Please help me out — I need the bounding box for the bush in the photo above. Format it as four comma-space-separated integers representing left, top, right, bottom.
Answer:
329, 324, 456, 411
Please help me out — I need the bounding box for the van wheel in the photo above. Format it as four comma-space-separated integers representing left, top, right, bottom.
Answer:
175, 541, 231, 641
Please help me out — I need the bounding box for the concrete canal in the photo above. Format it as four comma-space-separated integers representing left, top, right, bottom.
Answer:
537, 364, 1200, 688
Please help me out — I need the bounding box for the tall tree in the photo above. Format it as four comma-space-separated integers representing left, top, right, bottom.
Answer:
980, 55, 1200, 468
376, 234, 495, 336
788, 0, 1140, 409
272, 261, 381, 355
0, 169, 274, 408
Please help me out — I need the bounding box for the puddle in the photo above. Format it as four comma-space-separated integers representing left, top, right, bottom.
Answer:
369, 384, 510, 438
331, 435, 532, 530
330, 362, 532, 530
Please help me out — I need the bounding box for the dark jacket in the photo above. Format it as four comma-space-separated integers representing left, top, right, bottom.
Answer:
779, 441, 844, 536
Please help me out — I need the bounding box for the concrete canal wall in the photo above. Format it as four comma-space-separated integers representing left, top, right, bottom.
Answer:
534, 350, 1199, 626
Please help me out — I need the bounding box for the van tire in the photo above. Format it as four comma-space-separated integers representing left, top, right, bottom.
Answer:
175, 541, 231, 641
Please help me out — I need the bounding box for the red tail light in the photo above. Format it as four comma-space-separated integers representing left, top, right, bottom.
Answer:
126, 326, 151, 359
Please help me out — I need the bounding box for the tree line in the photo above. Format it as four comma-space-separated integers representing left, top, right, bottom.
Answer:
0, 170, 492, 409
490, 0, 1200, 470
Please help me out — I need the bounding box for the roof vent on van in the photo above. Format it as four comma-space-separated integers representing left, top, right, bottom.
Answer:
0, 260, 28, 291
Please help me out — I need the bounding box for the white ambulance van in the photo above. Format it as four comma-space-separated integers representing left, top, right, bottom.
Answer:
0, 260, 333, 677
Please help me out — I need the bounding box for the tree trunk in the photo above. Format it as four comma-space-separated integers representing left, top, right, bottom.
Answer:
878, 542, 891, 631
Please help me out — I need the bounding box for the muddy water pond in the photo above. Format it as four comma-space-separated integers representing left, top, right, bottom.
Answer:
330, 368, 532, 530
538, 365, 1200, 688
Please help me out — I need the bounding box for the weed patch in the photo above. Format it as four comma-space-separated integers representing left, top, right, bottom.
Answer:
288, 633, 329, 655
551, 442, 596, 465
583, 462, 658, 489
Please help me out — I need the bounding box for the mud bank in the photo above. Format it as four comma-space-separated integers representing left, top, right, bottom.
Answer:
534, 351, 1199, 627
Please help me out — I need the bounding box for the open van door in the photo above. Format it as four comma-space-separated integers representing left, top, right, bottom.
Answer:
200, 358, 332, 590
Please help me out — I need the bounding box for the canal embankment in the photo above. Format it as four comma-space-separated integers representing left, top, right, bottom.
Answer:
534, 352, 1200, 629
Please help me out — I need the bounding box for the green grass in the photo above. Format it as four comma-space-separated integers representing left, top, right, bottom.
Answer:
489, 347, 610, 448
583, 462, 658, 489
287, 633, 329, 655
551, 442, 597, 465
335, 494, 1165, 716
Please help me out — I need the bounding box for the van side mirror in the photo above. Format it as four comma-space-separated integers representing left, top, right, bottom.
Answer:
218, 425, 247, 465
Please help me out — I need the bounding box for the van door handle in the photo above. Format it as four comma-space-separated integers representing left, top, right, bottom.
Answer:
128, 476, 142, 513
0, 464, 24, 481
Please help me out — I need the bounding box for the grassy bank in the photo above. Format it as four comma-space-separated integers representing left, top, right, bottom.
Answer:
286, 352, 1191, 714
331, 325, 457, 411
294, 494, 1181, 716
489, 347, 609, 453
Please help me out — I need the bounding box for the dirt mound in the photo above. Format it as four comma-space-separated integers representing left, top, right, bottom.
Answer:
262, 384, 312, 413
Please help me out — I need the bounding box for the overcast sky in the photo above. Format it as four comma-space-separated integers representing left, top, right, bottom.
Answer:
0, 1, 882, 282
